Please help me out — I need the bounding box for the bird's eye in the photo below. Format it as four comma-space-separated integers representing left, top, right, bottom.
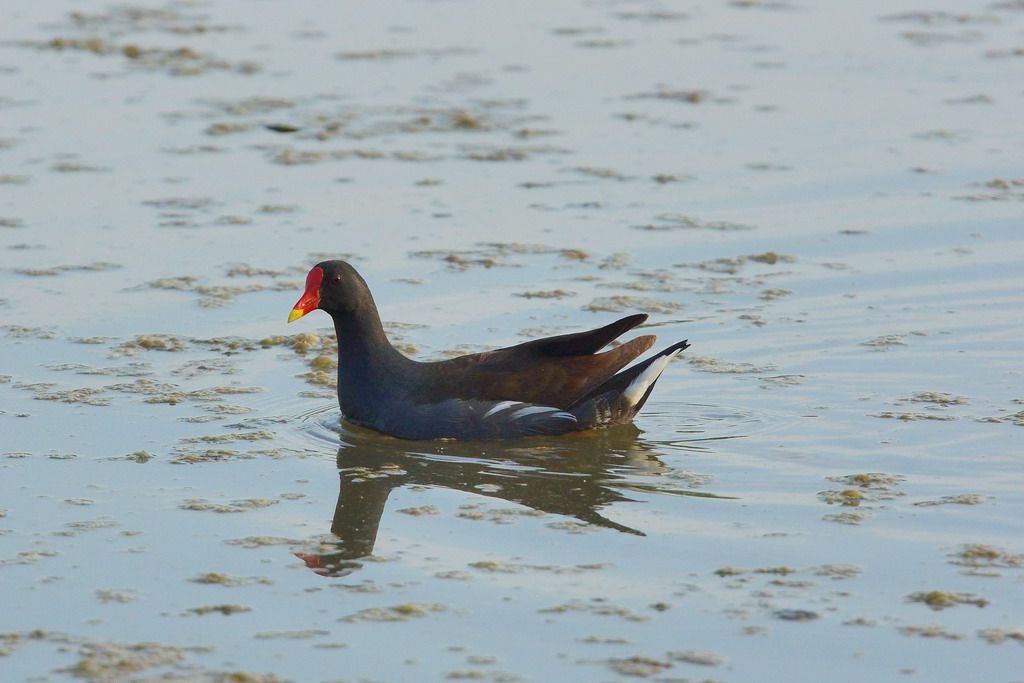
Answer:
333, 275, 342, 283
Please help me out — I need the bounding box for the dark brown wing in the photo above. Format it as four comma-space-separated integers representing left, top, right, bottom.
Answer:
507, 313, 648, 357
417, 315, 655, 408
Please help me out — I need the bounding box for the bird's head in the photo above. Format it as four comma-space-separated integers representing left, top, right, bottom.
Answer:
288, 260, 371, 322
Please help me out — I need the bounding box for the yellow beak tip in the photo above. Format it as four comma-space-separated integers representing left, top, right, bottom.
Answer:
287, 308, 305, 323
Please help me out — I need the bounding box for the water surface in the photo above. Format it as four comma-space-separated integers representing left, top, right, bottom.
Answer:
2, 0, 1023, 681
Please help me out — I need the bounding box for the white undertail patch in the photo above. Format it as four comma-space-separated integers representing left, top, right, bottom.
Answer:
622, 350, 682, 407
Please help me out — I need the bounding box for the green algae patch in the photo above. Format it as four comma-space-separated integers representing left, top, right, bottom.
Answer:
515, 289, 576, 299
114, 381, 263, 407
180, 430, 274, 444
978, 627, 1024, 645
179, 498, 278, 513
14, 262, 121, 276
139, 274, 300, 308
169, 449, 242, 464
30, 386, 111, 406
861, 334, 909, 350
224, 536, 301, 549
578, 635, 630, 645
206, 122, 251, 136
410, 242, 590, 272
61, 640, 189, 680
95, 589, 138, 604
116, 334, 188, 354
747, 251, 796, 265
898, 625, 965, 640
190, 572, 272, 587
914, 494, 984, 507
3, 632, 235, 680
759, 287, 792, 300
31, 31, 256, 77
308, 354, 337, 370
204, 404, 253, 415
831, 473, 905, 489
187, 604, 252, 616
260, 331, 331, 354
545, 521, 602, 534
823, 511, 868, 524
717, 564, 860, 582
583, 295, 682, 314
670, 649, 724, 666
297, 369, 336, 387
759, 374, 804, 388
754, 566, 797, 575
456, 505, 546, 525
412, 250, 506, 271
977, 410, 1024, 427
2, 325, 57, 339
63, 518, 119, 533
813, 564, 862, 579
444, 671, 490, 680
820, 474, 904, 510
468, 561, 607, 575
639, 213, 754, 232
253, 630, 329, 640
686, 356, 773, 374
873, 411, 956, 421
906, 391, 968, 406
907, 590, 988, 610
0, 550, 59, 568
714, 567, 745, 577
819, 489, 866, 506
607, 655, 673, 677
949, 544, 1024, 570
397, 505, 440, 516
539, 600, 649, 622
340, 603, 447, 623
774, 609, 820, 621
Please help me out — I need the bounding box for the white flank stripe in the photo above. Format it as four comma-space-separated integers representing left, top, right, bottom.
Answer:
510, 405, 560, 420
482, 400, 521, 419
622, 352, 680, 406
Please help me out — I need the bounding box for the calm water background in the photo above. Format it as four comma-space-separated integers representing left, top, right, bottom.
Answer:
2, 0, 1023, 681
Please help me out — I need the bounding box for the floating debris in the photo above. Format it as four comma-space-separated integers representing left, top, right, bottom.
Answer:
914, 494, 984, 507
903, 391, 968, 406
687, 356, 773, 374
898, 625, 965, 640
977, 627, 1024, 646
583, 295, 682, 314
873, 411, 956, 421
190, 572, 273, 587
187, 604, 252, 616
773, 609, 819, 621
179, 498, 278, 513
607, 655, 673, 677
539, 600, 649, 622
907, 590, 988, 610
949, 544, 1024, 570
340, 603, 447, 623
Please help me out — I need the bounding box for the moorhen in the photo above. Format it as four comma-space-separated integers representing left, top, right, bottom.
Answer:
288, 260, 689, 440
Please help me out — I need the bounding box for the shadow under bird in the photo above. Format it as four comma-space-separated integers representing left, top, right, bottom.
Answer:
288, 260, 689, 440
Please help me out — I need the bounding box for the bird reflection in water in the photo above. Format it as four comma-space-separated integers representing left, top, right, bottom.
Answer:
296, 422, 728, 577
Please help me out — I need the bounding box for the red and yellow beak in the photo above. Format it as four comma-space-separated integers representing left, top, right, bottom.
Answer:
288, 266, 324, 323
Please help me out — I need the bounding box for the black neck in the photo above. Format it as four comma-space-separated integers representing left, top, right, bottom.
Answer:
332, 303, 410, 419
